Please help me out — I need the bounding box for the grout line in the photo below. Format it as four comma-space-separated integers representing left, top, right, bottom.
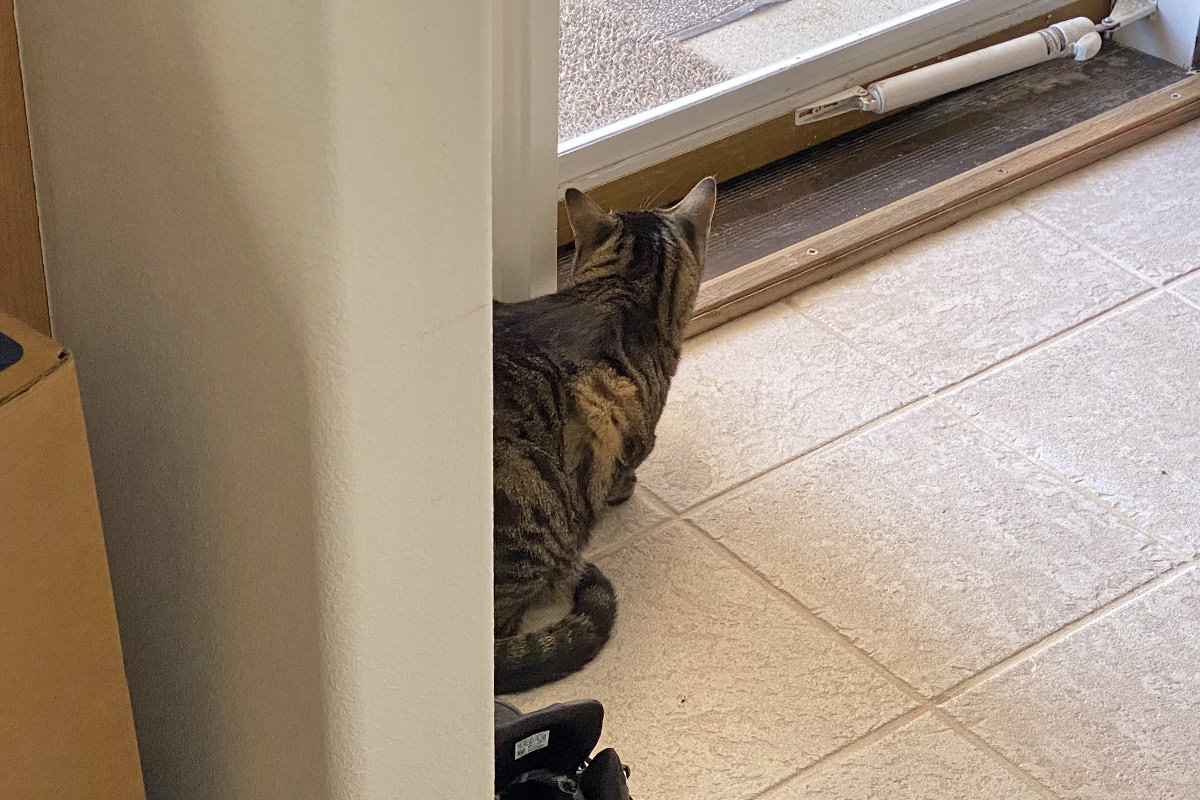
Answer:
586, 514, 678, 562
741, 706, 935, 799
691, 477, 1094, 800
676, 393, 933, 518
934, 396, 1194, 558
788, 302, 924, 392
930, 708, 1063, 800
789, 280, 1186, 555
1159, 261, 1200, 288
792, 292, 1188, 555
587, 482, 693, 563
793, 305, 945, 397
688, 234, 1176, 538
1012, 203, 1163, 288
673, 518, 1195, 800
635, 482, 677, 518
932, 558, 1199, 705
682, 519, 929, 705
929, 284, 1162, 397
1164, 266, 1200, 311
1017, 202, 1200, 311
665, 276, 1191, 692
792, 281, 1162, 406
664, 305, 933, 518
1170, 289, 1200, 312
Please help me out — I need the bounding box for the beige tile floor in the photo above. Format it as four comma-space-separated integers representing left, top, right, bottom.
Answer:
508, 118, 1200, 800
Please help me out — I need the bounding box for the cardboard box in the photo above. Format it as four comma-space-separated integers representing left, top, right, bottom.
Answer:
0, 313, 145, 799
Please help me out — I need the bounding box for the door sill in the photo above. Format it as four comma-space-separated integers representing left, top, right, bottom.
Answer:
687, 74, 1200, 338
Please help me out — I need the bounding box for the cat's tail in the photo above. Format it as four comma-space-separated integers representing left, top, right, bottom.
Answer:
495, 563, 618, 694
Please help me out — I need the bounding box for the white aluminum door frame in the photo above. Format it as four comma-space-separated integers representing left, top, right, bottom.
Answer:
1113, 0, 1200, 68
557, 0, 1091, 191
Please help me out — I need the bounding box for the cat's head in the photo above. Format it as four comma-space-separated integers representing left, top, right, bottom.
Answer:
564, 177, 717, 339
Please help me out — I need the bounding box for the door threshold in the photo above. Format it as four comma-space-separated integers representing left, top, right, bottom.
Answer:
685, 70, 1199, 337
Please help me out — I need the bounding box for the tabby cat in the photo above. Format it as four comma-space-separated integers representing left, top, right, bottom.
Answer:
493, 177, 717, 694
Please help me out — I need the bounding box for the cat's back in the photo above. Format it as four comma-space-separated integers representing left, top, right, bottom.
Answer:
492, 295, 572, 392
495, 290, 624, 379
492, 295, 579, 448
492, 290, 637, 447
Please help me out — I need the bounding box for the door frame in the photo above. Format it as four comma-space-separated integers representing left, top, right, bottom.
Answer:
558, 0, 1095, 191
1113, 0, 1200, 69
492, 0, 560, 302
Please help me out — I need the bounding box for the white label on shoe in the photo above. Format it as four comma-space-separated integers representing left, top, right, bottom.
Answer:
515, 730, 550, 760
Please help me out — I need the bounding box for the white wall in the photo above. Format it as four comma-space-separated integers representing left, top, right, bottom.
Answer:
1115, 0, 1200, 68
15, 1, 494, 797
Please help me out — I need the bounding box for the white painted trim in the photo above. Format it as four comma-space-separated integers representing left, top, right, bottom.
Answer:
558, 0, 1088, 189
1114, 0, 1200, 68
492, 0, 560, 301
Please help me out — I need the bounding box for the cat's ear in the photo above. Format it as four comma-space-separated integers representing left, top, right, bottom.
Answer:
564, 187, 615, 251
669, 177, 717, 252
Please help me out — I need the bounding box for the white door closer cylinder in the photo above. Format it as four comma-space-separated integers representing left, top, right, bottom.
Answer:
795, 0, 1159, 124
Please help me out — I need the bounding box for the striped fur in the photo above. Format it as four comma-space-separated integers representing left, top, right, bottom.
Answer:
493, 178, 717, 694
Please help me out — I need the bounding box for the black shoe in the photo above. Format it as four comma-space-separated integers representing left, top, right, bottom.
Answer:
495, 699, 633, 800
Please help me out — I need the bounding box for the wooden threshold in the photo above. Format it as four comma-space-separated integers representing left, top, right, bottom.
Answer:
698, 43, 1182, 283
686, 74, 1200, 339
